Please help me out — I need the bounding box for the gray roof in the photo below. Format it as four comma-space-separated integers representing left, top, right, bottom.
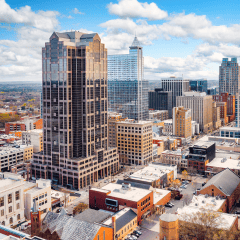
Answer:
55, 32, 70, 39
42, 211, 109, 240
160, 213, 178, 222
116, 179, 151, 190
201, 168, 240, 196
115, 209, 137, 232
74, 209, 112, 223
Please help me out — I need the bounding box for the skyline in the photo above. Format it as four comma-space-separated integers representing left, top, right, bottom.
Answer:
1, 0, 240, 82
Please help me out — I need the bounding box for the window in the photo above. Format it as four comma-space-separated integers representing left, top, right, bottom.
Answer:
17, 214, 20, 220
9, 217, 13, 224
1, 210, 4, 216
0, 197, 4, 207
8, 194, 12, 204
9, 206, 12, 213
17, 203, 20, 209
2, 221, 5, 226
15, 191, 20, 201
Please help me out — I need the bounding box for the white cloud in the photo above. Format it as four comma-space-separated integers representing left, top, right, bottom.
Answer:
107, 0, 168, 20
73, 8, 84, 15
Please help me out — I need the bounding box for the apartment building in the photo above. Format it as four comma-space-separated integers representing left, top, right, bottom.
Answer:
0, 173, 25, 227
149, 110, 169, 121
22, 129, 43, 153
163, 119, 173, 135
173, 106, 192, 140
24, 179, 51, 220
216, 102, 228, 125
212, 102, 222, 129
116, 120, 152, 165
32, 31, 119, 190
176, 92, 213, 133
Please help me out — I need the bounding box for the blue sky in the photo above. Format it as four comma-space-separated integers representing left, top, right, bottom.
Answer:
1, 0, 240, 82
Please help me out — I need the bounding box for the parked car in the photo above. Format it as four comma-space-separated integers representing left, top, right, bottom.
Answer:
175, 195, 183, 200
235, 211, 240, 214
180, 185, 187, 189
56, 208, 61, 213
131, 235, 138, 240
202, 182, 206, 186
168, 202, 174, 207
165, 203, 173, 208
133, 230, 142, 236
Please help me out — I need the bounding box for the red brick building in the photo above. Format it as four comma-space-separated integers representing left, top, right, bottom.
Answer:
33, 118, 43, 129
215, 102, 228, 125
5, 122, 25, 134
89, 182, 154, 224
199, 168, 240, 212
213, 93, 235, 122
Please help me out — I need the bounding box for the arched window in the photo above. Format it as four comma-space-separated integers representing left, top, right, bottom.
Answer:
9, 218, 13, 224
17, 214, 20, 220
2, 221, 5, 226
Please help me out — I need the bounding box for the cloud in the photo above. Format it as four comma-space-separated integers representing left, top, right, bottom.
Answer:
73, 8, 84, 15
107, 0, 168, 21
0, 0, 59, 31
0, 0, 60, 81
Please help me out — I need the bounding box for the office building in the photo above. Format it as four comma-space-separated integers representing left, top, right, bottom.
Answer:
148, 88, 173, 118
220, 126, 240, 138
176, 92, 213, 133
173, 106, 192, 140
207, 87, 217, 95
22, 129, 43, 153
212, 102, 222, 129
32, 31, 119, 190
188, 141, 215, 174
161, 76, 189, 107
219, 58, 240, 95
189, 79, 207, 93
149, 110, 169, 121
116, 120, 152, 165
213, 92, 235, 122
0, 173, 25, 227
108, 37, 148, 120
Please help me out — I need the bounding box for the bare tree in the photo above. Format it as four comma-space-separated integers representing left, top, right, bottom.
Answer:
182, 194, 192, 206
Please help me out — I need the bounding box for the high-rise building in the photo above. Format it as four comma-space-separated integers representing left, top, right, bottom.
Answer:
148, 88, 173, 118
235, 93, 240, 127
161, 77, 189, 107
108, 37, 148, 120
32, 31, 119, 190
212, 102, 221, 129
189, 79, 207, 93
215, 102, 228, 125
173, 106, 192, 140
176, 92, 213, 133
219, 58, 240, 95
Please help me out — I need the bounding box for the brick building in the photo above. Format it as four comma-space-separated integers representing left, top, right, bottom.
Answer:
5, 122, 25, 135
199, 168, 240, 212
216, 102, 228, 125
188, 142, 215, 174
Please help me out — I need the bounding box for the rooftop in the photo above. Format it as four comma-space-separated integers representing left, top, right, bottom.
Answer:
74, 209, 111, 223
206, 158, 240, 170
154, 189, 171, 205
220, 126, 240, 131
92, 183, 152, 202
160, 213, 178, 222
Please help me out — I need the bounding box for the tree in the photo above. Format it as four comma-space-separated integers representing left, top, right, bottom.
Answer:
73, 203, 88, 215
179, 209, 239, 240
182, 194, 192, 206
170, 179, 181, 189
182, 170, 188, 180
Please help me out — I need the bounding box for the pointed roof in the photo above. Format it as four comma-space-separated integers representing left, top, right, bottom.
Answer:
201, 168, 240, 196
130, 36, 141, 47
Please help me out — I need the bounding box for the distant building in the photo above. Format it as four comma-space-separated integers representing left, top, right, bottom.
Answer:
219, 58, 240, 96
149, 110, 169, 121
235, 92, 240, 127
108, 37, 148, 120
220, 126, 240, 138
173, 106, 192, 140
163, 119, 173, 135
188, 141, 216, 174
149, 88, 173, 118
22, 129, 43, 153
161, 77, 189, 108
207, 87, 217, 95
212, 102, 222, 129
216, 102, 228, 125
159, 214, 179, 240
176, 92, 213, 133
189, 79, 207, 93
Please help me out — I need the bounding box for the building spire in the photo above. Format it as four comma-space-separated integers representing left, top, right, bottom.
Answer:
131, 36, 141, 47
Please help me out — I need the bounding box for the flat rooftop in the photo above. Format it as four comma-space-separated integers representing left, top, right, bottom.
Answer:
94, 183, 152, 202
220, 126, 240, 131
153, 189, 170, 205
206, 158, 240, 170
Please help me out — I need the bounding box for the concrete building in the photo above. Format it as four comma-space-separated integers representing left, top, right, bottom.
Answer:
161, 76, 189, 107
108, 37, 148, 120
116, 120, 152, 165
148, 88, 173, 118
219, 58, 240, 96
173, 106, 192, 140
24, 179, 51, 220
161, 150, 187, 170
212, 102, 222, 129
216, 102, 228, 125
163, 119, 173, 135
220, 126, 240, 138
213, 92, 235, 122
0, 173, 25, 227
108, 112, 127, 148
176, 92, 213, 133
191, 121, 200, 136
22, 129, 43, 153
32, 31, 119, 190
149, 110, 168, 121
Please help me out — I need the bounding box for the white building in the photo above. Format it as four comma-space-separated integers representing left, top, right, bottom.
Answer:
163, 119, 173, 135
220, 126, 240, 138
22, 129, 43, 153
0, 173, 25, 227
191, 121, 200, 136
24, 179, 51, 220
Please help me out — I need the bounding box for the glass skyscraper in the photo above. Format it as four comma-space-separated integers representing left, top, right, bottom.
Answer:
108, 37, 149, 120
189, 79, 208, 93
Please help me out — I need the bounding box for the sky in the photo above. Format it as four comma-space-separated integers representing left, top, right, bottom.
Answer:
1, 0, 240, 82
